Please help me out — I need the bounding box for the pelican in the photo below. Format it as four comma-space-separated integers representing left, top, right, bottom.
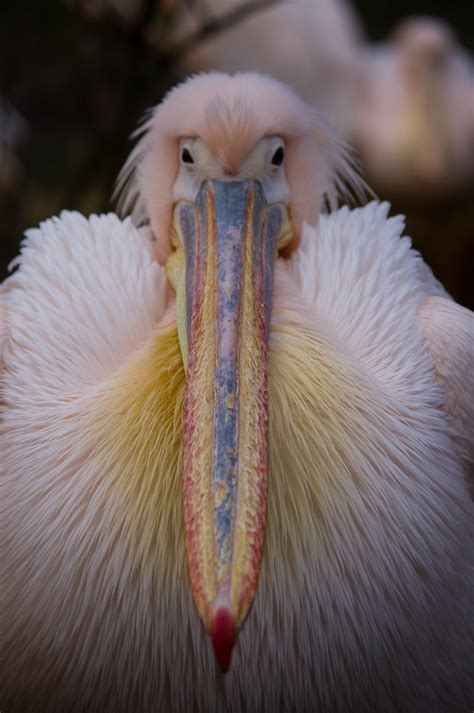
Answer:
1, 72, 473, 713
353, 17, 474, 197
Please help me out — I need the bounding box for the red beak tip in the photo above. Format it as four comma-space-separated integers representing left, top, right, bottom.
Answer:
211, 608, 236, 672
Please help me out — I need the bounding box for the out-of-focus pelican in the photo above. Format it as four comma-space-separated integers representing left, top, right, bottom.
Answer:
1, 73, 473, 713
162, 0, 365, 137
353, 16, 474, 197
70, 0, 386, 148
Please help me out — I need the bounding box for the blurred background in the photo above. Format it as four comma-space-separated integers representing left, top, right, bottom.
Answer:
1, 0, 473, 307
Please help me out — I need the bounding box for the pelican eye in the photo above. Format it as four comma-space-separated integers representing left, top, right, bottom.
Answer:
271, 146, 285, 166
181, 147, 194, 164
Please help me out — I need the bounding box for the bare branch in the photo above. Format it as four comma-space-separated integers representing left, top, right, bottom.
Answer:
168, 0, 286, 58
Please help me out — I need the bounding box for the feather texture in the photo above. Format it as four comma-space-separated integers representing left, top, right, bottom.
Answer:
419, 296, 474, 493
1, 205, 472, 712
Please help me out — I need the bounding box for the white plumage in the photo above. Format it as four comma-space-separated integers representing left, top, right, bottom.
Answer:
1, 202, 472, 712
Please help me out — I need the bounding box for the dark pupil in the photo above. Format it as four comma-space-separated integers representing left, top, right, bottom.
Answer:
271, 146, 284, 166
181, 147, 194, 164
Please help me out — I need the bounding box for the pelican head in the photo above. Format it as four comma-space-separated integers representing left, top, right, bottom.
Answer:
392, 16, 455, 70
116, 72, 361, 669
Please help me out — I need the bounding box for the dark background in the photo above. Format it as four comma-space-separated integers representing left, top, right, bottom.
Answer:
1, 0, 473, 307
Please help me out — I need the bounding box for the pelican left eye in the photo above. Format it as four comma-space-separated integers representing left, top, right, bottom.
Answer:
181, 147, 194, 164
271, 146, 285, 166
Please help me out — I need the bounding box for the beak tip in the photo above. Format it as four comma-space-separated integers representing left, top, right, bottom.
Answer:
211, 607, 236, 672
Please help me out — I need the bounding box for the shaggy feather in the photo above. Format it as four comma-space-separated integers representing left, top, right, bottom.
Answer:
1, 206, 472, 712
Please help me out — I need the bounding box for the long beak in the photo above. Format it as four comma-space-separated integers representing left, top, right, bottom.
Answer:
175, 180, 284, 670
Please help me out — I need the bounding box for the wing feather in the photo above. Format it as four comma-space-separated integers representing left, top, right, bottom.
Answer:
0, 211, 169, 404
419, 296, 474, 492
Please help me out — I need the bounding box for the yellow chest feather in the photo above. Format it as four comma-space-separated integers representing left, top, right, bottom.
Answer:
92, 319, 381, 583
